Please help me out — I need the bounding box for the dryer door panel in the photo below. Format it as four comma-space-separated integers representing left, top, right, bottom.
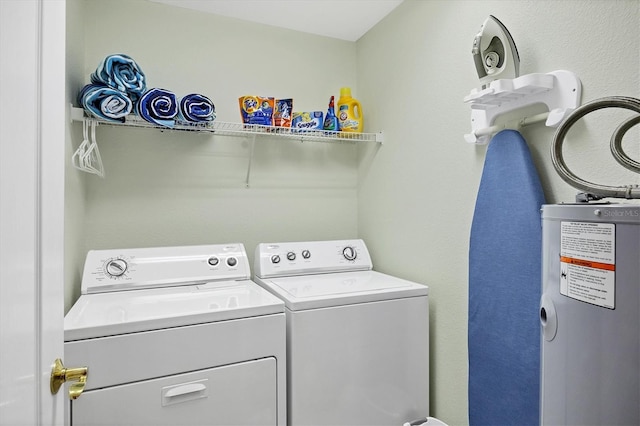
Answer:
71, 357, 277, 426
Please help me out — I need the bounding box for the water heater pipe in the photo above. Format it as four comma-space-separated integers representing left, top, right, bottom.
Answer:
550, 96, 640, 199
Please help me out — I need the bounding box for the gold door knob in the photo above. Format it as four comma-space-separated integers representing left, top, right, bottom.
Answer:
50, 358, 88, 400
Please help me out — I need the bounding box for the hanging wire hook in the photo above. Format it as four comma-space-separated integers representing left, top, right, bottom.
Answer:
550, 96, 640, 200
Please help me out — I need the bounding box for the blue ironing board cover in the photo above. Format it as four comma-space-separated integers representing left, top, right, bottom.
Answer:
469, 129, 545, 425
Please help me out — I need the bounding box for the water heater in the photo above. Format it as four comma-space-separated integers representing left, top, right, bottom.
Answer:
540, 203, 639, 425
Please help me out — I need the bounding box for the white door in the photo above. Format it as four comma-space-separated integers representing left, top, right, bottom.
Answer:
0, 0, 66, 425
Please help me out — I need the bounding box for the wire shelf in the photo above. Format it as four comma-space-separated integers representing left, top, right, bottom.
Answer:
70, 107, 383, 144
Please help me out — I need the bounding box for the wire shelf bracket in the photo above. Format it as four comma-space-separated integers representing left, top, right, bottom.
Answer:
69, 105, 383, 184
70, 106, 383, 144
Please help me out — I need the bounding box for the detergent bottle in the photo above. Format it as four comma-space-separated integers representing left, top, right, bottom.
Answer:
336, 87, 363, 133
323, 96, 338, 131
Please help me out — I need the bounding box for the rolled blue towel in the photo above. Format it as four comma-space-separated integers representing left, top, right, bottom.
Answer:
91, 54, 146, 102
178, 93, 216, 123
78, 83, 133, 122
136, 88, 178, 128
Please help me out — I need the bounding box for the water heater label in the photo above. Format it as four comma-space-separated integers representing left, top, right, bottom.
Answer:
560, 221, 615, 309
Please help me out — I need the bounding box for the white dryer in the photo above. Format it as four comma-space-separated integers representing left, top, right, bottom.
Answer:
253, 239, 430, 426
64, 244, 286, 426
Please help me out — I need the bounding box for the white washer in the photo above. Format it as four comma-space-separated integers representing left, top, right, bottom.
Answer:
64, 244, 286, 426
253, 239, 430, 426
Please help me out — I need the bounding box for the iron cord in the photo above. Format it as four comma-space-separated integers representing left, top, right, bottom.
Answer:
550, 96, 640, 199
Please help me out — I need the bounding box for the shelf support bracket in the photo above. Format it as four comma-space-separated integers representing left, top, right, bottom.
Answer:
245, 134, 257, 188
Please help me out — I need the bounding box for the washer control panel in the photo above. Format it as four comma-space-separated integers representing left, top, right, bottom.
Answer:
254, 239, 373, 278
81, 244, 250, 294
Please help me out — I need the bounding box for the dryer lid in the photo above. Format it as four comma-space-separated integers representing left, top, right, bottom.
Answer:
64, 279, 284, 341
66, 244, 284, 341
257, 270, 428, 311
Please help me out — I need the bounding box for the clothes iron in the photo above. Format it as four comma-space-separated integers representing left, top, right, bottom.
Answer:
472, 15, 520, 89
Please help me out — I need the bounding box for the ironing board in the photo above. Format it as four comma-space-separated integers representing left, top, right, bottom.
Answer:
468, 129, 545, 425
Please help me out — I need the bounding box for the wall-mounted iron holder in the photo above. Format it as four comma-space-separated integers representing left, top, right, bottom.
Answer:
463, 70, 582, 144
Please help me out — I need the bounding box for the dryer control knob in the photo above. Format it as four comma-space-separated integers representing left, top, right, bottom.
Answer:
271, 255, 281, 264
302, 250, 311, 259
226, 257, 238, 267
342, 246, 357, 261
287, 251, 296, 261
207, 256, 220, 267
105, 259, 128, 277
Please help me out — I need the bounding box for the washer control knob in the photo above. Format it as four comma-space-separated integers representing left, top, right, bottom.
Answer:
226, 257, 238, 267
342, 246, 357, 261
208, 256, 220, 267
105, 259, 128, 277
271, 255, 281, 264
302, 250, 311, 259
287, 251, 296, 261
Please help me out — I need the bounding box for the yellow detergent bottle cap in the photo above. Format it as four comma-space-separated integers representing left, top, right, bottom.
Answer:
340, 87, 352, 98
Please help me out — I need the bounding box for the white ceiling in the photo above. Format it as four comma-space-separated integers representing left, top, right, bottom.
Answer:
148, 0, 404, 41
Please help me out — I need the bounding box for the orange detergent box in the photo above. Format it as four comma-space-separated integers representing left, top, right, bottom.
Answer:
274, 99, 293, 127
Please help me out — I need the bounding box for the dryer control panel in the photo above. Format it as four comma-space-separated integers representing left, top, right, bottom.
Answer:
81, 244, 250, 294
254, 239, 373, 278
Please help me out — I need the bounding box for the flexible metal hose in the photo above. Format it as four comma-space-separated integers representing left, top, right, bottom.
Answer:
551, 96, 640, 199
610, 114, 640, 173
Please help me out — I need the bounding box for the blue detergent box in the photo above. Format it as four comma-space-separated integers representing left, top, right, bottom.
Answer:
239, 96, 274, 126
291, 111, 324, 131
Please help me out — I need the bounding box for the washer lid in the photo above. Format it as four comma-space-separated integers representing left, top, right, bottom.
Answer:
256, 270, 428, 311
64, 280, 284, 341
